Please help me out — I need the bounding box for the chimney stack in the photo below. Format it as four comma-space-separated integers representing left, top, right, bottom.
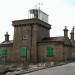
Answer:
63, 26, 68, 38
5, 32, 9, 42
70, 26, 74, 41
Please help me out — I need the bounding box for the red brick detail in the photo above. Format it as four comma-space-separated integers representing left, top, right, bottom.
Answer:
39, 48, 44, 57
7, 47, 11, 59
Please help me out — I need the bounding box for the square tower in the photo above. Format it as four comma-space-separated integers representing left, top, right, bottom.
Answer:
12, 9, 51, 63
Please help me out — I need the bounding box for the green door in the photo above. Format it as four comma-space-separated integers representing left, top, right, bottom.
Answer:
46, 47, 54, 57
21, 47, 27, 58
1, 47, 7, 58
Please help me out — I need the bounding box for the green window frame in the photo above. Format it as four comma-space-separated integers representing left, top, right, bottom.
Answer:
46, 47, 54, 57
1, 47, 7, 58
21, 47, 27, 58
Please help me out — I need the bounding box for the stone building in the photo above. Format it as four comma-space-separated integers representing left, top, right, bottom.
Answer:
0, 9, 75, 64
0, 32, 13, 63
38, 26, 75, 62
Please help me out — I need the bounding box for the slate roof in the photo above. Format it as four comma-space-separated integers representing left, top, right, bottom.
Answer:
42, 36, 64, 42
1, 40, 13, 45
41, 36, 75, 46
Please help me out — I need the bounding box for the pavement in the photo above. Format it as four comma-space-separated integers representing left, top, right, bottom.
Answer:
0, 62, 69, 75
1, 62, 65, 75
22, 62, 75, 75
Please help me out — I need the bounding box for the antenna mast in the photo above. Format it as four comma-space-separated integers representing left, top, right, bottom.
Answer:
37, 3, 43, 10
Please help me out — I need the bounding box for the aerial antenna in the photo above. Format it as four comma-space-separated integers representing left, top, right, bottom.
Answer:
37, 3, 43, 19
33, 2, 43, 10
38, 3, 43, 10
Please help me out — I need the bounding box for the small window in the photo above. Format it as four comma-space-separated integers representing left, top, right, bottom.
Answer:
46, 47, 54, 57
21, 47, 27, 58
22, 31, 28, 40
1, 47, 7, 58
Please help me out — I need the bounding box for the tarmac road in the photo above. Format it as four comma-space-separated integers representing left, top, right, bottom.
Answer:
22, 62, 75, 75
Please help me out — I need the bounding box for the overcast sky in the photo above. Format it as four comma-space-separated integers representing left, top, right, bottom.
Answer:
0, 0, 75, 42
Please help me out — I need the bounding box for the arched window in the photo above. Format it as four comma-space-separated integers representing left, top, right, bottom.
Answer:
46, 46, 54, 57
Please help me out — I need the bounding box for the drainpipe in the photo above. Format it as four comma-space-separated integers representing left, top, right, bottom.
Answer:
30, 25, 33, 63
